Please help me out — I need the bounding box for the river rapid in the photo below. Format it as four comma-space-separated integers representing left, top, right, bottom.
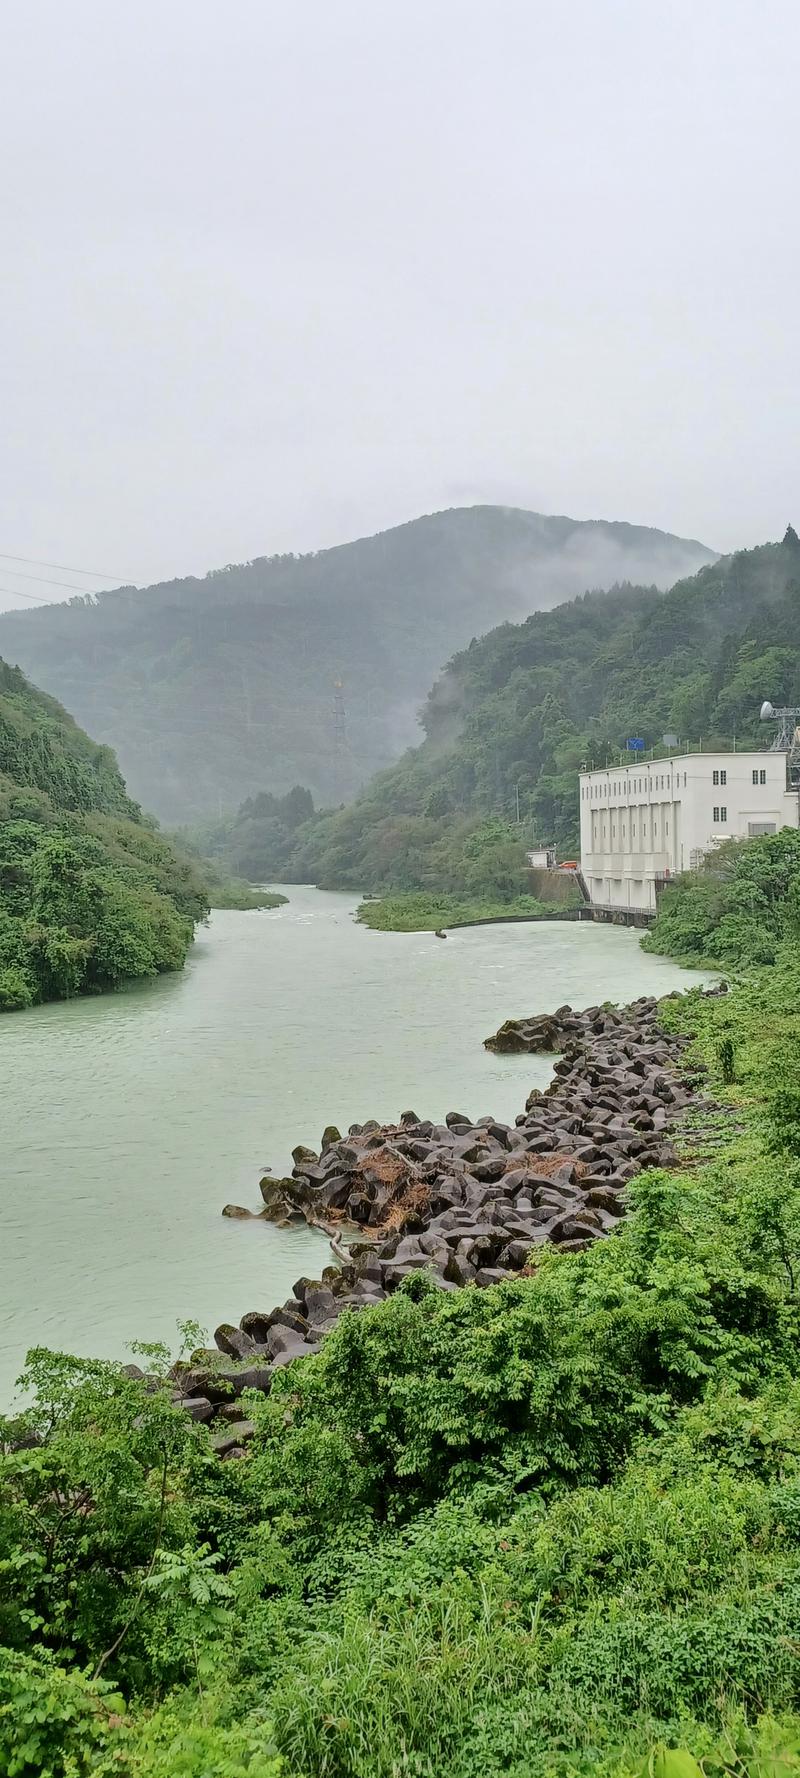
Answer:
0, 887, 708, 1402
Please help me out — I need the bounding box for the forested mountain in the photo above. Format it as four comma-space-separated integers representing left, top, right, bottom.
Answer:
0, 659, 210, 1009
0, 507, 713, 823
204, 529, 800, 896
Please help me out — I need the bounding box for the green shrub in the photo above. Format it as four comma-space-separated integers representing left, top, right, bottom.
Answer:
114, 1694, 283, 1776
645, 831, 800, 968
717, 1035, 736, 1083
0, 964, 34, 1010
0, 1652, 117, 1778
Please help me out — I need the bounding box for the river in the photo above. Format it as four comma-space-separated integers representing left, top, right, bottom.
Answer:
0, 887, 707, 1402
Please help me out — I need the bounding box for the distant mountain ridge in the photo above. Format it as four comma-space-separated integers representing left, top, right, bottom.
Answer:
198, 530, 800, 897
0, 507, 715, 823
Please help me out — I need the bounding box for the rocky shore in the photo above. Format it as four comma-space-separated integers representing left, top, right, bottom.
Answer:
172, 988, 722, 1453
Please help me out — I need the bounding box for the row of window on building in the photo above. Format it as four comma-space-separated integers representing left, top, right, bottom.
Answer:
583, 773, 688, 800
583, 766, 768, 802
710, 770, 766, 785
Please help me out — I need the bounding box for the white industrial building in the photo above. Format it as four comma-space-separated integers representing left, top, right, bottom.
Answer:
579, 750, 800, 914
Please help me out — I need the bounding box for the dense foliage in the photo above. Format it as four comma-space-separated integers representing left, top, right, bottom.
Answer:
189, 785, 317, 884
644, 827, 800, 967
0, 658, 210, 1010
4, 927, 800, 1771
220, 530, 800, 899
0, 508, 712, 822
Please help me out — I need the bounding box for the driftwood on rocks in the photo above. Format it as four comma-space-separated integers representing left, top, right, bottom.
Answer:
173, 990, 714, 1442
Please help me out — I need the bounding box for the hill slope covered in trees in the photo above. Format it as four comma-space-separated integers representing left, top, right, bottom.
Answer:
0, 507, 713, 823
0, 659, 211, 1010
202, 530, 800, 900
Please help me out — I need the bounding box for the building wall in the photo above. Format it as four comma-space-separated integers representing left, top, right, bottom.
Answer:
579, 751, 799, 912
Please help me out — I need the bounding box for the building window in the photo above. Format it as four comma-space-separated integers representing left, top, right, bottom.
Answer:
665, 820, 669, 835
752, 769, 758, 785
720, 769, 727, 785
720, 806, 727, 822
713, 807, 719, 822
760, 769, 766, 785
713, 770, 719, 785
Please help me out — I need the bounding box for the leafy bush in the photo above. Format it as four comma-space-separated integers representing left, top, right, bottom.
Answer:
112, 1695, 283, 1776
0, 1652, 118, 1778
644, 829, 800, 967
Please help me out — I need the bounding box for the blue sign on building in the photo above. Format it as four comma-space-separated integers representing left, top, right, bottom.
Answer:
626, 737, 645, 751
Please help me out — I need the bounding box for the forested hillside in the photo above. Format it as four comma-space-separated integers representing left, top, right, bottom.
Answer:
0, 659, 210, 1010
213, 530, 800, 899
0, 507, 713, 823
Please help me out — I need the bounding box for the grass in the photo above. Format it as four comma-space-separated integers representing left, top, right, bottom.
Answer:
200, 859, 288, 910
208, 881, 288, 912
356, 890, 579, 932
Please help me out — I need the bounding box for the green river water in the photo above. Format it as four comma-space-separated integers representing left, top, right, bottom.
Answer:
0, 886, 707, 1403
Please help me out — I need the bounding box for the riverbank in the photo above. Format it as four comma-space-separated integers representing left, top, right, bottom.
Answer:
5, 946, 800, 1775
208, 883, 287, 911
356, 887, 581, 931
1, 892, 703, 1402
179, 984, 722, 1437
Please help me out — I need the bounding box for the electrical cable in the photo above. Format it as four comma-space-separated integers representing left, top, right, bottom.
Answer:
0, 550, 129, 581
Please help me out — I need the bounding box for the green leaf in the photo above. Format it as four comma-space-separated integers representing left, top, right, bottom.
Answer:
646, 1750, 705, 1778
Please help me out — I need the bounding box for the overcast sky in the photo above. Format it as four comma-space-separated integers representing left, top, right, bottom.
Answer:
0, 1, 798, 607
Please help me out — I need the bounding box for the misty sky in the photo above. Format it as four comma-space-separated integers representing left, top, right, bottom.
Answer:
1, 0, 798, 607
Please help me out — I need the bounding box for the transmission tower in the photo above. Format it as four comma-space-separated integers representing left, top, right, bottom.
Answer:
760, 701, 800, 776
333, 679, 347, 753
760, 702, 800, 750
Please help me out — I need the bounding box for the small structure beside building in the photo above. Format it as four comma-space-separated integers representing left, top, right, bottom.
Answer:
579, 749, 800, 916
526, 846, 556, 870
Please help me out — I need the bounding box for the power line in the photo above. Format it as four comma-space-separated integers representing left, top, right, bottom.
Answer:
0, 550, 130, 581
0, 585, 57, 605
0, 566, 116, 594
